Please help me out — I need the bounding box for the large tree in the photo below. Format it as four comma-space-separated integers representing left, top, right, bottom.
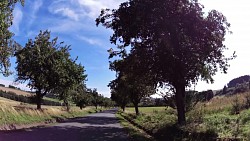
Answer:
0, 0, 24, 76
96, 0, 235, 124
15, 30, 87, 109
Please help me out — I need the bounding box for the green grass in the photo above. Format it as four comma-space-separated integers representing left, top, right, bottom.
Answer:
125, 107, 167, 114
43, 97, 62, 103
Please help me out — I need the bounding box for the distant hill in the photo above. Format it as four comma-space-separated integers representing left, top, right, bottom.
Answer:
215, 75, 250, 96
227, 75, 250, 88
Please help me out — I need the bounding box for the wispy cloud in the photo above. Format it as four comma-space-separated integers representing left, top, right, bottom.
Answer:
30, 0, 43, 24
54, 8, 79, 21
48, 0, 124, 21
12, 7, 23, 35
48, 1, 79, 21
77, 35, 103, 46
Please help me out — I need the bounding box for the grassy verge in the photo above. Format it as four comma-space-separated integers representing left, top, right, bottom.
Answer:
121, 105, 250, 141
0, 98, 103, 129
116, 110, 154, 141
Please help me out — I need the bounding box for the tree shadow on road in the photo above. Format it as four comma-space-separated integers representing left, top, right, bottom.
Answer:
0, 124, 128, 141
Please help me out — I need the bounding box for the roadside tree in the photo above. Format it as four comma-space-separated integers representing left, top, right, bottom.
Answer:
15, 30, 87, 110
96, 0, 234, 124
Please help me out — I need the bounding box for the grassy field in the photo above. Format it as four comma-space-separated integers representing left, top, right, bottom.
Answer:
0, 97, 100, 129
118, 92, 250, 140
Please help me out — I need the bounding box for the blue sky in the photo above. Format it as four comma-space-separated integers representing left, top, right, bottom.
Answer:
0, 0, 126, 97
0, 0, 250, 97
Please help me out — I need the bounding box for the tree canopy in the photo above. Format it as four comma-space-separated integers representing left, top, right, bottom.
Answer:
0, 0, 24, 76
97, 0, 235, 124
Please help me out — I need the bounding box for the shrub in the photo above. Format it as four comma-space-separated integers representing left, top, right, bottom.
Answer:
8, 85, 16, 89
244, 92, 250, 109
231, 96, 241, 115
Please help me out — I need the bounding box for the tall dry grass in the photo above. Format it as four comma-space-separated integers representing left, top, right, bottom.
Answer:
191, 92, 250, 114
0, 97, 95, 127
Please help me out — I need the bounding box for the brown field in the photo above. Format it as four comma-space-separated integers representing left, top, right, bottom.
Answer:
0, 86, 32, 96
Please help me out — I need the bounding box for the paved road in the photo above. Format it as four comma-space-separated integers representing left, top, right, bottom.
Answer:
0, 109, 128, 141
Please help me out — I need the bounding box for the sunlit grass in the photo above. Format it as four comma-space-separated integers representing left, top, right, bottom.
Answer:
0, 97, 97, 127
125, 107, 167, 114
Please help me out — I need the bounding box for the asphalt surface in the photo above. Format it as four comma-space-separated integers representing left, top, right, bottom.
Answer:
0, 109, 128, 141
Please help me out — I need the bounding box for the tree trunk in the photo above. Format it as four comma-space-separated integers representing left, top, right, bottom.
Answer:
134, 103, 139, 115
122, 106, 125, 112
36, 93, 42, 110
64, 99, 70, 111
95, 105, 98, 109
175, 84, 186, 124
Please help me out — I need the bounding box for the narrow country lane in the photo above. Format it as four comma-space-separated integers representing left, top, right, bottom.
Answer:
0, 109, 128, 141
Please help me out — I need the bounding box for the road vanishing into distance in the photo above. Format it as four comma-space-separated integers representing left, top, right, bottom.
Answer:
0, 109, 128, 141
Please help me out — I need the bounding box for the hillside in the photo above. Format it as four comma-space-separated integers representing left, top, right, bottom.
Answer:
0, 86, 63, 106
0, 86, 32, 96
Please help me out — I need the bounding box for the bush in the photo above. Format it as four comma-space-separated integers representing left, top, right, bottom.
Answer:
231, 96, 241, 115
8, 85, 16, 89
0, 84, 5, 87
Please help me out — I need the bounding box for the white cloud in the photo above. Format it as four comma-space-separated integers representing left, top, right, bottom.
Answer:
77, 0, 125, 19
57, 8, 79, 21
49, 3, 79, 21
12, 7, 23, 35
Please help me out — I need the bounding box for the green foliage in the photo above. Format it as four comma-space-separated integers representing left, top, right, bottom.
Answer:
88, 88, 105, 109
72, 86, 93, 109
0, 0, 24, 76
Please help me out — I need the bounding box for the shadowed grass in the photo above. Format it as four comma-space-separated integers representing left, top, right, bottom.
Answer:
116, 111, 154, 141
